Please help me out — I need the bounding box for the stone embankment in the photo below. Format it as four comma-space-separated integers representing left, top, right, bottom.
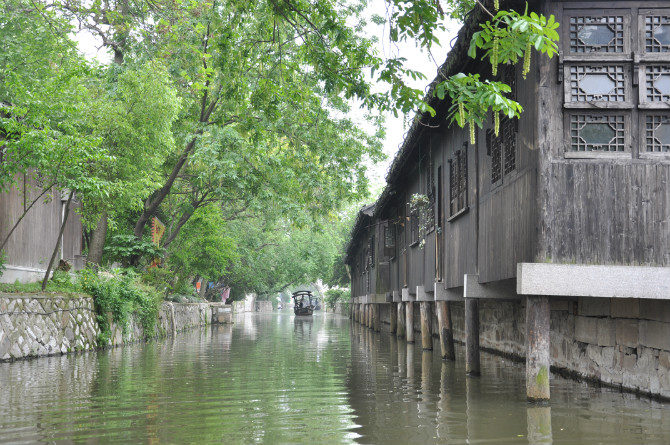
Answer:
0, 293, 230, 362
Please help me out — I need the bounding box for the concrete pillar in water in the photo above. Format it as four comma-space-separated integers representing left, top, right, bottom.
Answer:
526, 295, 551, 401
436, 300, 455, 360
374, 304, 381, 332
420, 301, 433, 350
465, 298, 480, 376
390, 302, 398, 334
406, 301, 415, 343
397, 302, 406, 338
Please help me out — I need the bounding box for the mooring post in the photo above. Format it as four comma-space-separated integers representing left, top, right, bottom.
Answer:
526, 295, 551, 401
390, 302, 398, 334
436, 300, 456, 360
465, 298, 480, 376
397, 302, 406, 338
420, 301, 433, 350
406, 301, 415, 343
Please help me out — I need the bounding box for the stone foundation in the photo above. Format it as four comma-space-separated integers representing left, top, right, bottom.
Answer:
0, 293, 216, 362
366, 297, 670, 399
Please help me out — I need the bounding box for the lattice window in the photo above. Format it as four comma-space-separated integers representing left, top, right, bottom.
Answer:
368, 235, 375, 268
569, 65, 626, 102
425, 161, 435, 232
503, 120, 517, 175
487, 116, 516, 186
449, 148, 467, 217
570, 15, 625, 53
645, 14, 670, 53
645, 115, 670, 152
489, 131, 502, 185
645, 65, 670, 102
384, 225, 395, 257
570, 114, 626, 151
410, 211, 419, 244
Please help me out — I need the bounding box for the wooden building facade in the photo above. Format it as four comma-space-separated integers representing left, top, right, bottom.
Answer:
0, 173, 83, 283
346, 0, 670, 400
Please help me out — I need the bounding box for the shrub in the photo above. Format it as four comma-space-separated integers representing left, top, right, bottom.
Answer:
79, 269, 161, 344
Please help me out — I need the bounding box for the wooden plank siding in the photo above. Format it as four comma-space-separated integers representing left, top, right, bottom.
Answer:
0, 173, 83, 271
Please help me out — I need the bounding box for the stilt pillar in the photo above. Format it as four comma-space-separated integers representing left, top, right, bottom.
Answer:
436, 300, 455, 360
465, 298, 480, 376
420, 302, 433, 350
397, 302, 406, 338
390, 302, 398, 334
374, 304, 381, 332
526, 295, 551, 401
406, 301, 415, 343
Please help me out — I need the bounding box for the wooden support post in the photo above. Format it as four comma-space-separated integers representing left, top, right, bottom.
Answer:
526, 295, 551, 401
368, 304, 373, 329
371, 304, 376, 331
436, 300, 455, 360
390, 302, 398, 334
397, 302, 406, 338
406, 301, 415, 343
465, 298, 480, 376
420, 301, 433, 350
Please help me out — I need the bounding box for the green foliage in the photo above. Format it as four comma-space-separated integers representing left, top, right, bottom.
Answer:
106, 234, 163, 267
324, 288, 350, 310
79, 269, 161, 344
437, 73, 523, 144
468, 7, 560, 79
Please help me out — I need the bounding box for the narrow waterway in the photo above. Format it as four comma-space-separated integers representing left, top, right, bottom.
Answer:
1, 312, 669, 444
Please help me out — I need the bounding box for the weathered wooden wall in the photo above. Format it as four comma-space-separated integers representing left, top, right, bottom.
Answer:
0, 173, 82, 272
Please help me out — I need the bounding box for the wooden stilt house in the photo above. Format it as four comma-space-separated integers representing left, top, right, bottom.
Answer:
346, 0, 670, 399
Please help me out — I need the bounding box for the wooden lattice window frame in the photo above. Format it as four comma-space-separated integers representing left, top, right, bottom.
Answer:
448, 147, 468, 220
487, 115, 517, 188
384, 224, 396, 258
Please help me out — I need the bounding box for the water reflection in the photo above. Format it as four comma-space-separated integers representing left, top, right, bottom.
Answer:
1, 314, 669, 444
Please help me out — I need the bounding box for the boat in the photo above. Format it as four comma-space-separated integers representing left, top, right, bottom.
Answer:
291, 290, 315, 316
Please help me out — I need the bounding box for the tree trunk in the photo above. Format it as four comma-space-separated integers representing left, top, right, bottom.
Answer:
87, 210, 108, 268
41, 191, 74, 291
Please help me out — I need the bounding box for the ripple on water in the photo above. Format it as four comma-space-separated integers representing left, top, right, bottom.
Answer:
1, 314, 669, 444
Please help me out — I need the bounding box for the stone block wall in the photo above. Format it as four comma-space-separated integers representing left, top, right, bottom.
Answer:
371, 296, 670, 399
0, 294, 99, 360
0, 293, 213, 362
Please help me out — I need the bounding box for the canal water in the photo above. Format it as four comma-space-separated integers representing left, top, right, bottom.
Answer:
1, 312, 669, 444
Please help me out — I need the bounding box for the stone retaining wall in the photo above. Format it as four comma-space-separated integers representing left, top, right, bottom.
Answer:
374, 297, 670, 399
0, 293, 213, 362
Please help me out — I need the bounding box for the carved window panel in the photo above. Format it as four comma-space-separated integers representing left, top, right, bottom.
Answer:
569, 114, 627, 152
448, 148, 467, 219
645, 114, 670, 152
486, 116, 517, 188
384, 225, 395, 258
569, 15, 626, 53
645, 14, 670, 53
568, 65, 627, 102
642, 65, 670, 104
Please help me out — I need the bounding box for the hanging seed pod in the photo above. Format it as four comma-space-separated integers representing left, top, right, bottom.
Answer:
494, 110, 500, 137
469, 120, 476, 145
492, 37, 499, 77
458, 102, 465, 127
523, 41, 531, 79
494, 0, 499, 11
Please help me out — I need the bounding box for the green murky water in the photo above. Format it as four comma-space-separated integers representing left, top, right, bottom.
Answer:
1, 312, 668, 444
